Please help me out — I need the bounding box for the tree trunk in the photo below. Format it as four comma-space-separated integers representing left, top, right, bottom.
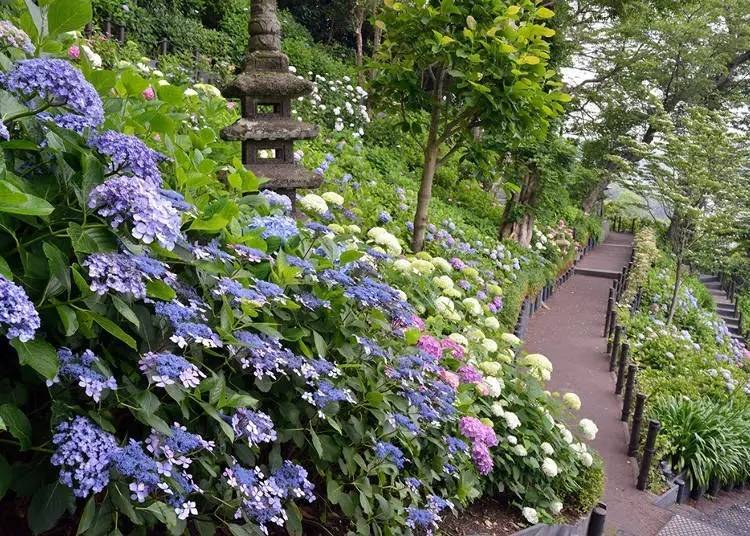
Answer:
411, 96, 442, 252
353, 5, 366, 86
667, 254, 683, 325
499, 164, 540, 248
582, 176, 607, 214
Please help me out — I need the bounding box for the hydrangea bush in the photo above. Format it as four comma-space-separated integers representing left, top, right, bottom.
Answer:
0, 5, 602, 535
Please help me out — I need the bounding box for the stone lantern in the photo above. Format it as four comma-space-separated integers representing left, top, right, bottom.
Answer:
221, 0, 320, 206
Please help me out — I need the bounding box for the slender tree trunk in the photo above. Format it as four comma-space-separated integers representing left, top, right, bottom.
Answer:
353, 5, 366, 86
582, 177, 606, 213
411, 94, 442, 252
500, 164, 540, 248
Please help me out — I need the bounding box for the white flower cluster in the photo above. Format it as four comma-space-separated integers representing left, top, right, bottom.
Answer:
294, 72, 370, 137
367, 227, 402, 256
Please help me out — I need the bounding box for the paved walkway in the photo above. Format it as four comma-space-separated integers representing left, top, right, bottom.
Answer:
524, 232, 673, 536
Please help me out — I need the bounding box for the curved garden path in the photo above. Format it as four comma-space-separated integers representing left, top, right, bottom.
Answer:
523, 231, 673, 536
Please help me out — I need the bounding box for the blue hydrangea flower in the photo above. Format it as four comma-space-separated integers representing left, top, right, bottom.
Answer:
1, 58, 103, 132
0, 121, 8, 141
389, 413, 420, 435
286, 255, 315, 275
445, 436, 469, 455
230, 408, 277, 447
355, 336, 389, 359
88, 175, 184, 250
139, 352, 205, 388
302, 380, 354, 416
248, 215, 299, 241
405, 477, 422, 491
272, 461, 315, 502
171, 321, 223, 349
378, 211, 392, 224
84, 252, 169, 299
192, 239, 233, 262
89, 131, 167, 187
0, 274, 40, 342
224, 464, 286, 531
0, 21, 34, 54
154, 300, 203, 325
233, 330, 297, 379
406, 507, 439, 534
159, 189, 193, 212
305, 221, 330, 235
51, 416, 117, 498
374, 441, 406, 469
261, 190, 293, 214
296, 292, 330, 311
214, 277, 267, 305
50, 348, 117, 402
254, 280, 285, 299
111, 439, 161, 495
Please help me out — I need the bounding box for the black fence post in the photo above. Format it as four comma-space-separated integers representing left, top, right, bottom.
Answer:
627, 393, 647, 457
636, 420, 661, 491
604, 288, 615, 337
621, 364, 637, 422
606, 311, 617, 353
609, 325, 623, 370
586, 503, 607, 536
615, 343, 630, 394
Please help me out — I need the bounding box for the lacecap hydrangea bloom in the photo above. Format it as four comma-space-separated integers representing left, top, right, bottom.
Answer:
50, 348, 117, 402
138, 352, 205, 388
84, 252, 169, 299
88, 175, 184, 250
1, 58, 104, 132
89, 131, 167, 187
0, 21, 34, 53
0, 274, 40, 342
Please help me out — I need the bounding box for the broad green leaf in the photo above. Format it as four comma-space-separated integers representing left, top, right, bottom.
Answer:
48, 0, 92, 36
339, 250, 364, 265
112, 296, 140, 328
68, 223, 118, 254
0, 404, 31, 450
0, 180, 54, 216
28, 483, 73, 535
57, 305, 79, 336
11, 338, 58, 380
76, 495, 96, 535
43, 242, 70, 293
146, 279, 176, 301
535, 6, 555, 19
144, 502, 177, 528
90, 312, 138, 349
0, 255, 11, 279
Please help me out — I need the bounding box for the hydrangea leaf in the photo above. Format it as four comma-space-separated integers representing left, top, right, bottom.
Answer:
0, 180, 54, 216
28, 482, 74, 535
11, 338, 58, 380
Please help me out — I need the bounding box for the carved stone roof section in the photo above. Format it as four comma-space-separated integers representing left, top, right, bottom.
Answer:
222, 118, 319, 142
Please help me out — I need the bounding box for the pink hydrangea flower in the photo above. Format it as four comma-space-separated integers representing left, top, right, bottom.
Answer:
410, 315, 425, 331
142, 86, 156, 100
438, 369, 460, 389
441, 338, 465, 359
418, 334, 442, 358
68, 45, 81, 60
459, 416, 498, 446
471, 442, 494, 475
458, 365, 483, 384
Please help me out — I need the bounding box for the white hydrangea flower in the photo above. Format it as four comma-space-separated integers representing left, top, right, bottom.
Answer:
479, 361, 501, 376
462, 297, 483, 316
563, 392, 581, 411
541, 442, 554, 456
579, 418, 598, 441
393, 258, 411, 273
560, 427, 573, 444
435, 296, 456, 315
521, 353, 553, 381
580, 452, 594, 467
513, 444, 528, 456
503, 411, 521, 430
433, 275, 454, 290
183, 88, 198, 97
431, 257, 452, 272
484, 377, 503, 397
506, 434, 517, 444
300, 194, 329, 215
501, 332, 522, 346
81, 45, 102, 68
491, 402, 505, 416
448, 332, 468, 347
542, 457, 559, 478
484, 316, 500, 330
551, 501, 563, 515
522, 507, 539, 525
482, 338, 498, 353
321, 191, 344, 206
367, 227, 402, 256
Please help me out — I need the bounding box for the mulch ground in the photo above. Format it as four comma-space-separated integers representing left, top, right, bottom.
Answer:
438, 497, 527, 535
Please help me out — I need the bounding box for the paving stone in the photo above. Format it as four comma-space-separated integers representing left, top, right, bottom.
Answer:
657, 515, 733, 536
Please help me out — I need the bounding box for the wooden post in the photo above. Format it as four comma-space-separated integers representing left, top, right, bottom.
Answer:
627, 393, 647, 457
606, 311, 617, 353
615, 343, 630, 394
621, 364, 637, 422
636, 420, 661, 491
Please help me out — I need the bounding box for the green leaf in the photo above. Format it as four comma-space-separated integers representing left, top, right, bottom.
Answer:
111, 296, 140, 328
227, 524, 264, 536
535, 6, 555, 19
43, 242, 70, 293
313, 331, 327, 357
90, 312, 137, 349
0, 455, 11, 500
0, 404, 31, 450
11, 338, 58, 380
68, 223, 117, 254
286, 503, 303, 536
0, 255, 12, 279
76, 495, 96, 535
144, 502, 177, 528
339, 249, 364, 265
48, 0, 92, 36
0, 180, 54, 216
57, 305, 79, 336
28, 483, 73, 535
146, 279, 176, 301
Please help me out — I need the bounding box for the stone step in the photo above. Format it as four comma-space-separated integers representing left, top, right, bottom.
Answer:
701, 275, 721, 283
573, 267, 621, 279
722, 317, 740, 327
706, 282, 724, 291
709, 505, 750, 535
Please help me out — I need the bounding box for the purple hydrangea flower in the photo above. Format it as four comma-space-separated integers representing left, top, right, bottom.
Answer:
406, 507, 439, 534
458, 365, 483, 384
231, 408, 277, 447
401, 381, 456, 424
296, 292, 330, 311
471, 442, 493, 475
0, 121, 8, 141
84, 252, 168, 299
0, 21, 34, 54
355, 336, 389, 359
230, 244, 269, 263
50, 348, 117, 402
171, 321, 222, 349
405, 477, 422, 491
374, 441, 406, 469
386, 352, 440, 385
88, 131, 167, 187
0, 274, 40, 341
378, 211, 392, 224
248, 215, 299, 241
154, 299, 203, 325
459, 417, 498, 447
233, 330, 294, 379
159, 189, 193, 211
111, 439, 161, 494
2, 58, 103, 132
214, 277, 267, 305
51, 416, 117, 498
88, 175, 184, 250
139, 352, 205, 388
261, 190, 293, 214
224, 464, 286, 531
302, 380, 354, 415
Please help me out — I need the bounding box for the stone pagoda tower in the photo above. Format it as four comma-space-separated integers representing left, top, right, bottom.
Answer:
221, 0, 320, 204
